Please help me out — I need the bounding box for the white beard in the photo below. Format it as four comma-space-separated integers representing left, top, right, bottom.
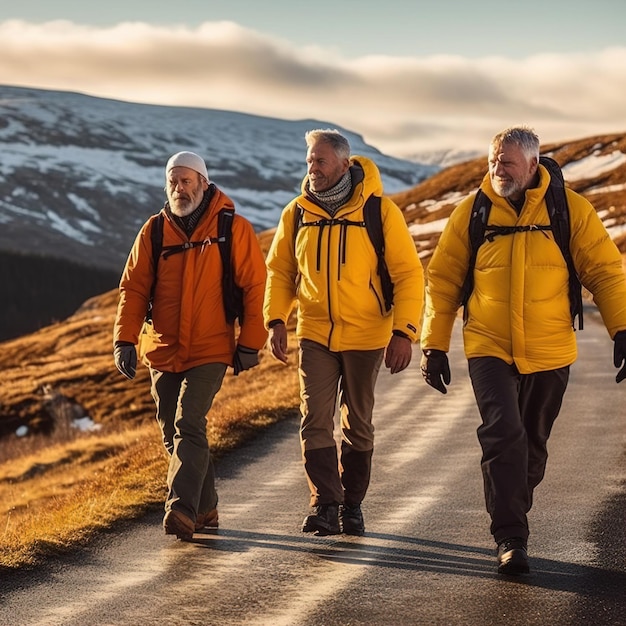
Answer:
169, 198, 196, 217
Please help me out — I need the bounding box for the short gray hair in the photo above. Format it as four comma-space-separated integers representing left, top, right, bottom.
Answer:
491, 126, 540, 161
304, 129, 351, 160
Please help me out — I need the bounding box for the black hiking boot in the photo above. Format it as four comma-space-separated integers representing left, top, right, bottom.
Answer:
339, 503, 365, 536
302, 504, 340, 536
497, 537, 530, 575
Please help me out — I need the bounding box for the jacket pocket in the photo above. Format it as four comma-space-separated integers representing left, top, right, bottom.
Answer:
369, 280, 385, 315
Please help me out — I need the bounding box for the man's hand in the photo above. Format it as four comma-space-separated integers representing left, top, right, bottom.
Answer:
420, 349, 451, 394
268, 322, 289, 364
385, 334, 412, 374
614, 330, 626, 383
114, 342, 137, 380
233, 345, 259, 376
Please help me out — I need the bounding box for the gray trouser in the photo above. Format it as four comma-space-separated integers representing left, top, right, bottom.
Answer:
468, 357, 569, 544
150, 363, 227, 522
298, 339, 384, 507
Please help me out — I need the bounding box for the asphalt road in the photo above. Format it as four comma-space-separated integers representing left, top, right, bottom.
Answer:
1, 312, 625, 626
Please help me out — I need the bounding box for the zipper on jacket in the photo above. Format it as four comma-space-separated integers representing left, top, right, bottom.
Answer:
316, 224, 325, 271
370, 280, 384, 315
325, 227, 335, 347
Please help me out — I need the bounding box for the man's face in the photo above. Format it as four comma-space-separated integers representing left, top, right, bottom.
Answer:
166, 166, 208, 217
306, 140, 350, 192
488, 143, 537, 201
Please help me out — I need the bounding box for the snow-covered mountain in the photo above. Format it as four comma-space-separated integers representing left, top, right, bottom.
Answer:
0, 85, 437, 273
406, 148, 482, 168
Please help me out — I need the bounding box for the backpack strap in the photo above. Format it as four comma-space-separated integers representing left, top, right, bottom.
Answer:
217, 208, 244, 325
294, 206, 365, 272
293, 196, 394, 311
485, 224, 552, 241
460, 190, 492, 316
363, 195, 394, 312
147, 208, 243, 325
460, 157, 583, 329
161, 236, 221, 259
543, 163, 583, 330
146, 213, 165, 321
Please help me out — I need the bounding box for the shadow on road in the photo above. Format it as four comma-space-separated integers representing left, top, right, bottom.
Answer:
189, 527, 626, 598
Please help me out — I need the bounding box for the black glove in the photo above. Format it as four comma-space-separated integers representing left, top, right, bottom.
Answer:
420, 349, 451, 394
233, 344, 259, 376
114, 342, 137, 380
614, 330, 626, 383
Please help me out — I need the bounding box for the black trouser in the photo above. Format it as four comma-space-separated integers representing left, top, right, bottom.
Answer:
468, 357, 569, 544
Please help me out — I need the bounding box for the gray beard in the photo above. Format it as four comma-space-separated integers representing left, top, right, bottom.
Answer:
492, 179, 520, 199
168, 196, 197, 217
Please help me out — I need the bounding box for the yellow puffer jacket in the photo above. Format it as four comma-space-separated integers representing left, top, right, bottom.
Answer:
421, 163, 626, 373
264, 156, 424, 351
114, 187, 267, 372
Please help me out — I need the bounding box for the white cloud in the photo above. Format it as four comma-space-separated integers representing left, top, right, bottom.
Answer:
0, 19, 624, 157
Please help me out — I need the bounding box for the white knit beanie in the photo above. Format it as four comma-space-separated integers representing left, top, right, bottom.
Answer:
165, 151, 210, 182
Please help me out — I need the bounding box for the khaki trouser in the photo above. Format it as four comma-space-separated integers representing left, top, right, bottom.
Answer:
298, 339, 383, 507
469, 357, 569, 544
150, 363, 227, 522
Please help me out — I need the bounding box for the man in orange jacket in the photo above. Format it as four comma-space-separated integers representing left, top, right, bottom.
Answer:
113, 151, 267, 540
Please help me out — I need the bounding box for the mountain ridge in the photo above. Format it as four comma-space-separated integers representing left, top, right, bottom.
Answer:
0, 84, 436, 274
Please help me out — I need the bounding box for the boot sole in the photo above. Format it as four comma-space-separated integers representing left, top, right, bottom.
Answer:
302, 522, 340, 535
163, 510, 194, 541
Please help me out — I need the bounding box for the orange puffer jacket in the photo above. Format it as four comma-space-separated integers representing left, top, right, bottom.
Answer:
114, 187, 267, 372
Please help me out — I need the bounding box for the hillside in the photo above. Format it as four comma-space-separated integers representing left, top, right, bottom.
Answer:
0, 84, 438, 341
0, 85, 435, 274
1, 132, 626, 442
0, 228, 276, 442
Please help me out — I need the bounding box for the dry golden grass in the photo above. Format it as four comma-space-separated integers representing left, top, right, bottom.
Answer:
0, 288, 300, 571
1, 424, 167, 568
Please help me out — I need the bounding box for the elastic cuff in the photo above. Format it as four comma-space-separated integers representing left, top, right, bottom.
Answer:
237, 345, 257, 354
268, 319, 285, 329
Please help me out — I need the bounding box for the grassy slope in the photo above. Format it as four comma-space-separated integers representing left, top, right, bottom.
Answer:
0, 230, 302, 571
0, 290, 300, 570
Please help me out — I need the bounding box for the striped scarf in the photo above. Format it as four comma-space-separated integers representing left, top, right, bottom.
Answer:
307, 171, 353, 216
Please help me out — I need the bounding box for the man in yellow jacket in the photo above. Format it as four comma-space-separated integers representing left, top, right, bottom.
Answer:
420, 126, 626, 575
264, 129, 424, 536
113, 151, 267, 540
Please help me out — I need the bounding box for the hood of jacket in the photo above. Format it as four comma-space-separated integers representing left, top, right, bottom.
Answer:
264, 155, 424, 351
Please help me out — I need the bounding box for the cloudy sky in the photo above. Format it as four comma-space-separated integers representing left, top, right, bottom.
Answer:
1, 0, 625, 158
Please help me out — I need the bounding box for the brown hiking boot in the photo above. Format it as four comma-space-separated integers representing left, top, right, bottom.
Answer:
163, 509, 194, 541
195, 508, 219, 531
